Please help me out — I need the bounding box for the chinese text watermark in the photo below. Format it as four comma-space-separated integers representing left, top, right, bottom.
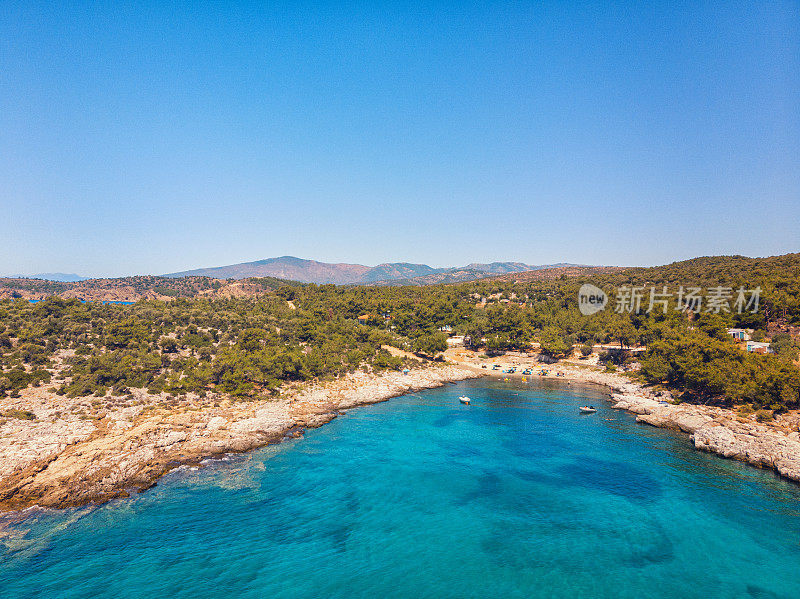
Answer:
578, 285, 761, 315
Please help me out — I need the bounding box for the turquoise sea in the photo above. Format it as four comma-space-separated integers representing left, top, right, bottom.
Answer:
2, 379, 799, 599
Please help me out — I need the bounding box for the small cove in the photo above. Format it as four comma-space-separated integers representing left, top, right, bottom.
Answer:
2, 378, 799, 599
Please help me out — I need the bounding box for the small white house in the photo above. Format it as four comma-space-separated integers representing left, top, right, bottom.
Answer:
727, 328, 751, 341
446, 336, 465, 347
746, 341, 772, 354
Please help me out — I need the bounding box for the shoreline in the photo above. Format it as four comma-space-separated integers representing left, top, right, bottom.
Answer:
0, 364, 484, 515
3, 354, 799, 519
448, 355, 800, 484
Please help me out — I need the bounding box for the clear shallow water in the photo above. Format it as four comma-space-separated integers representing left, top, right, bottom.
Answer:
2, 379, 800, 599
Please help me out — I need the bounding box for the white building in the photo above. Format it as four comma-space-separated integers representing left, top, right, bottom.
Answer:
727, 328, 751, 341
746, 341, 772, 354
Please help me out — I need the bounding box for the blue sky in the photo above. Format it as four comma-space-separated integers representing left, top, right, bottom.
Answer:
2, 1, 798, 277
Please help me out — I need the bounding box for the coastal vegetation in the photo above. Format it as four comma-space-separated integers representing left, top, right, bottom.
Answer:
0, 274, 291, 301
1, 253, 799, 410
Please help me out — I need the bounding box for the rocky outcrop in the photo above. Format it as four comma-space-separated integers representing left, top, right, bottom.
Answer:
595, 374, 800, 483
448, 354, 800, 484
0, 365, 482, 513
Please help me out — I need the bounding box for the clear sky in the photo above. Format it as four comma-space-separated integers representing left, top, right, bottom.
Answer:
2, 1, 798, 277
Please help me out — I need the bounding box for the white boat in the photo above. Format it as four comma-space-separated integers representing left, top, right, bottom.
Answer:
579, 406, 596, 413
459, 396, 471, 404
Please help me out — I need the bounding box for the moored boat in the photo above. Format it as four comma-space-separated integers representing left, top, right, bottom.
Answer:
579, 406, 596, 413
459, 396, 471, 404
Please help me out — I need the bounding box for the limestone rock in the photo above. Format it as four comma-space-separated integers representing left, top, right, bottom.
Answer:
206, 416, 228, 431
0, 365, 482, 512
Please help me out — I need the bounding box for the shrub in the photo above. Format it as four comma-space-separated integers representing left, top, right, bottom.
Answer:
755, 409, 774, 423
159, 337, 179, 353
0, 409, 37, 420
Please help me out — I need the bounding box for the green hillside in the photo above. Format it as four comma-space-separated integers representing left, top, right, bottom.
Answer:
1, 253, 798, 413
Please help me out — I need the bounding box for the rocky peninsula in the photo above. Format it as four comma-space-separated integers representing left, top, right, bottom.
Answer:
0, 365, 482, 513
594, 370, 800, 483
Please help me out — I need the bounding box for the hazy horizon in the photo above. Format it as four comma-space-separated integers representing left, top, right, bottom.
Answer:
3, 2, 798, 277
5, 254, 596, 280
5, 250, 800, 281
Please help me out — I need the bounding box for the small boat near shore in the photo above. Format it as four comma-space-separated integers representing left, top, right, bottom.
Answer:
579, 406, 596, 413
459, 396, 471, 404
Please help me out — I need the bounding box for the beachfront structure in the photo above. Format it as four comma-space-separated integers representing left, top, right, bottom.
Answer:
727, 328, 751, 341
746, 341, 772, 354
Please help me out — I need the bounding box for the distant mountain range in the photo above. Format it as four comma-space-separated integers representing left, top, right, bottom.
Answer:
164, 256, 586, 285
5, 253, 798, 302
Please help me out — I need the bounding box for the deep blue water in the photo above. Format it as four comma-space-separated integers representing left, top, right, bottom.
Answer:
2, 379, 799, 599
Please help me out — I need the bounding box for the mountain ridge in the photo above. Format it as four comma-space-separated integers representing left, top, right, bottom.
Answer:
163, 256, 587, 284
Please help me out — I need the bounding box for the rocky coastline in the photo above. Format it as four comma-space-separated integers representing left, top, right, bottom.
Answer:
3, 355, 799, 518
590, 370, 800, 483
455, 357, 800, 484
0, 365, 482, 514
